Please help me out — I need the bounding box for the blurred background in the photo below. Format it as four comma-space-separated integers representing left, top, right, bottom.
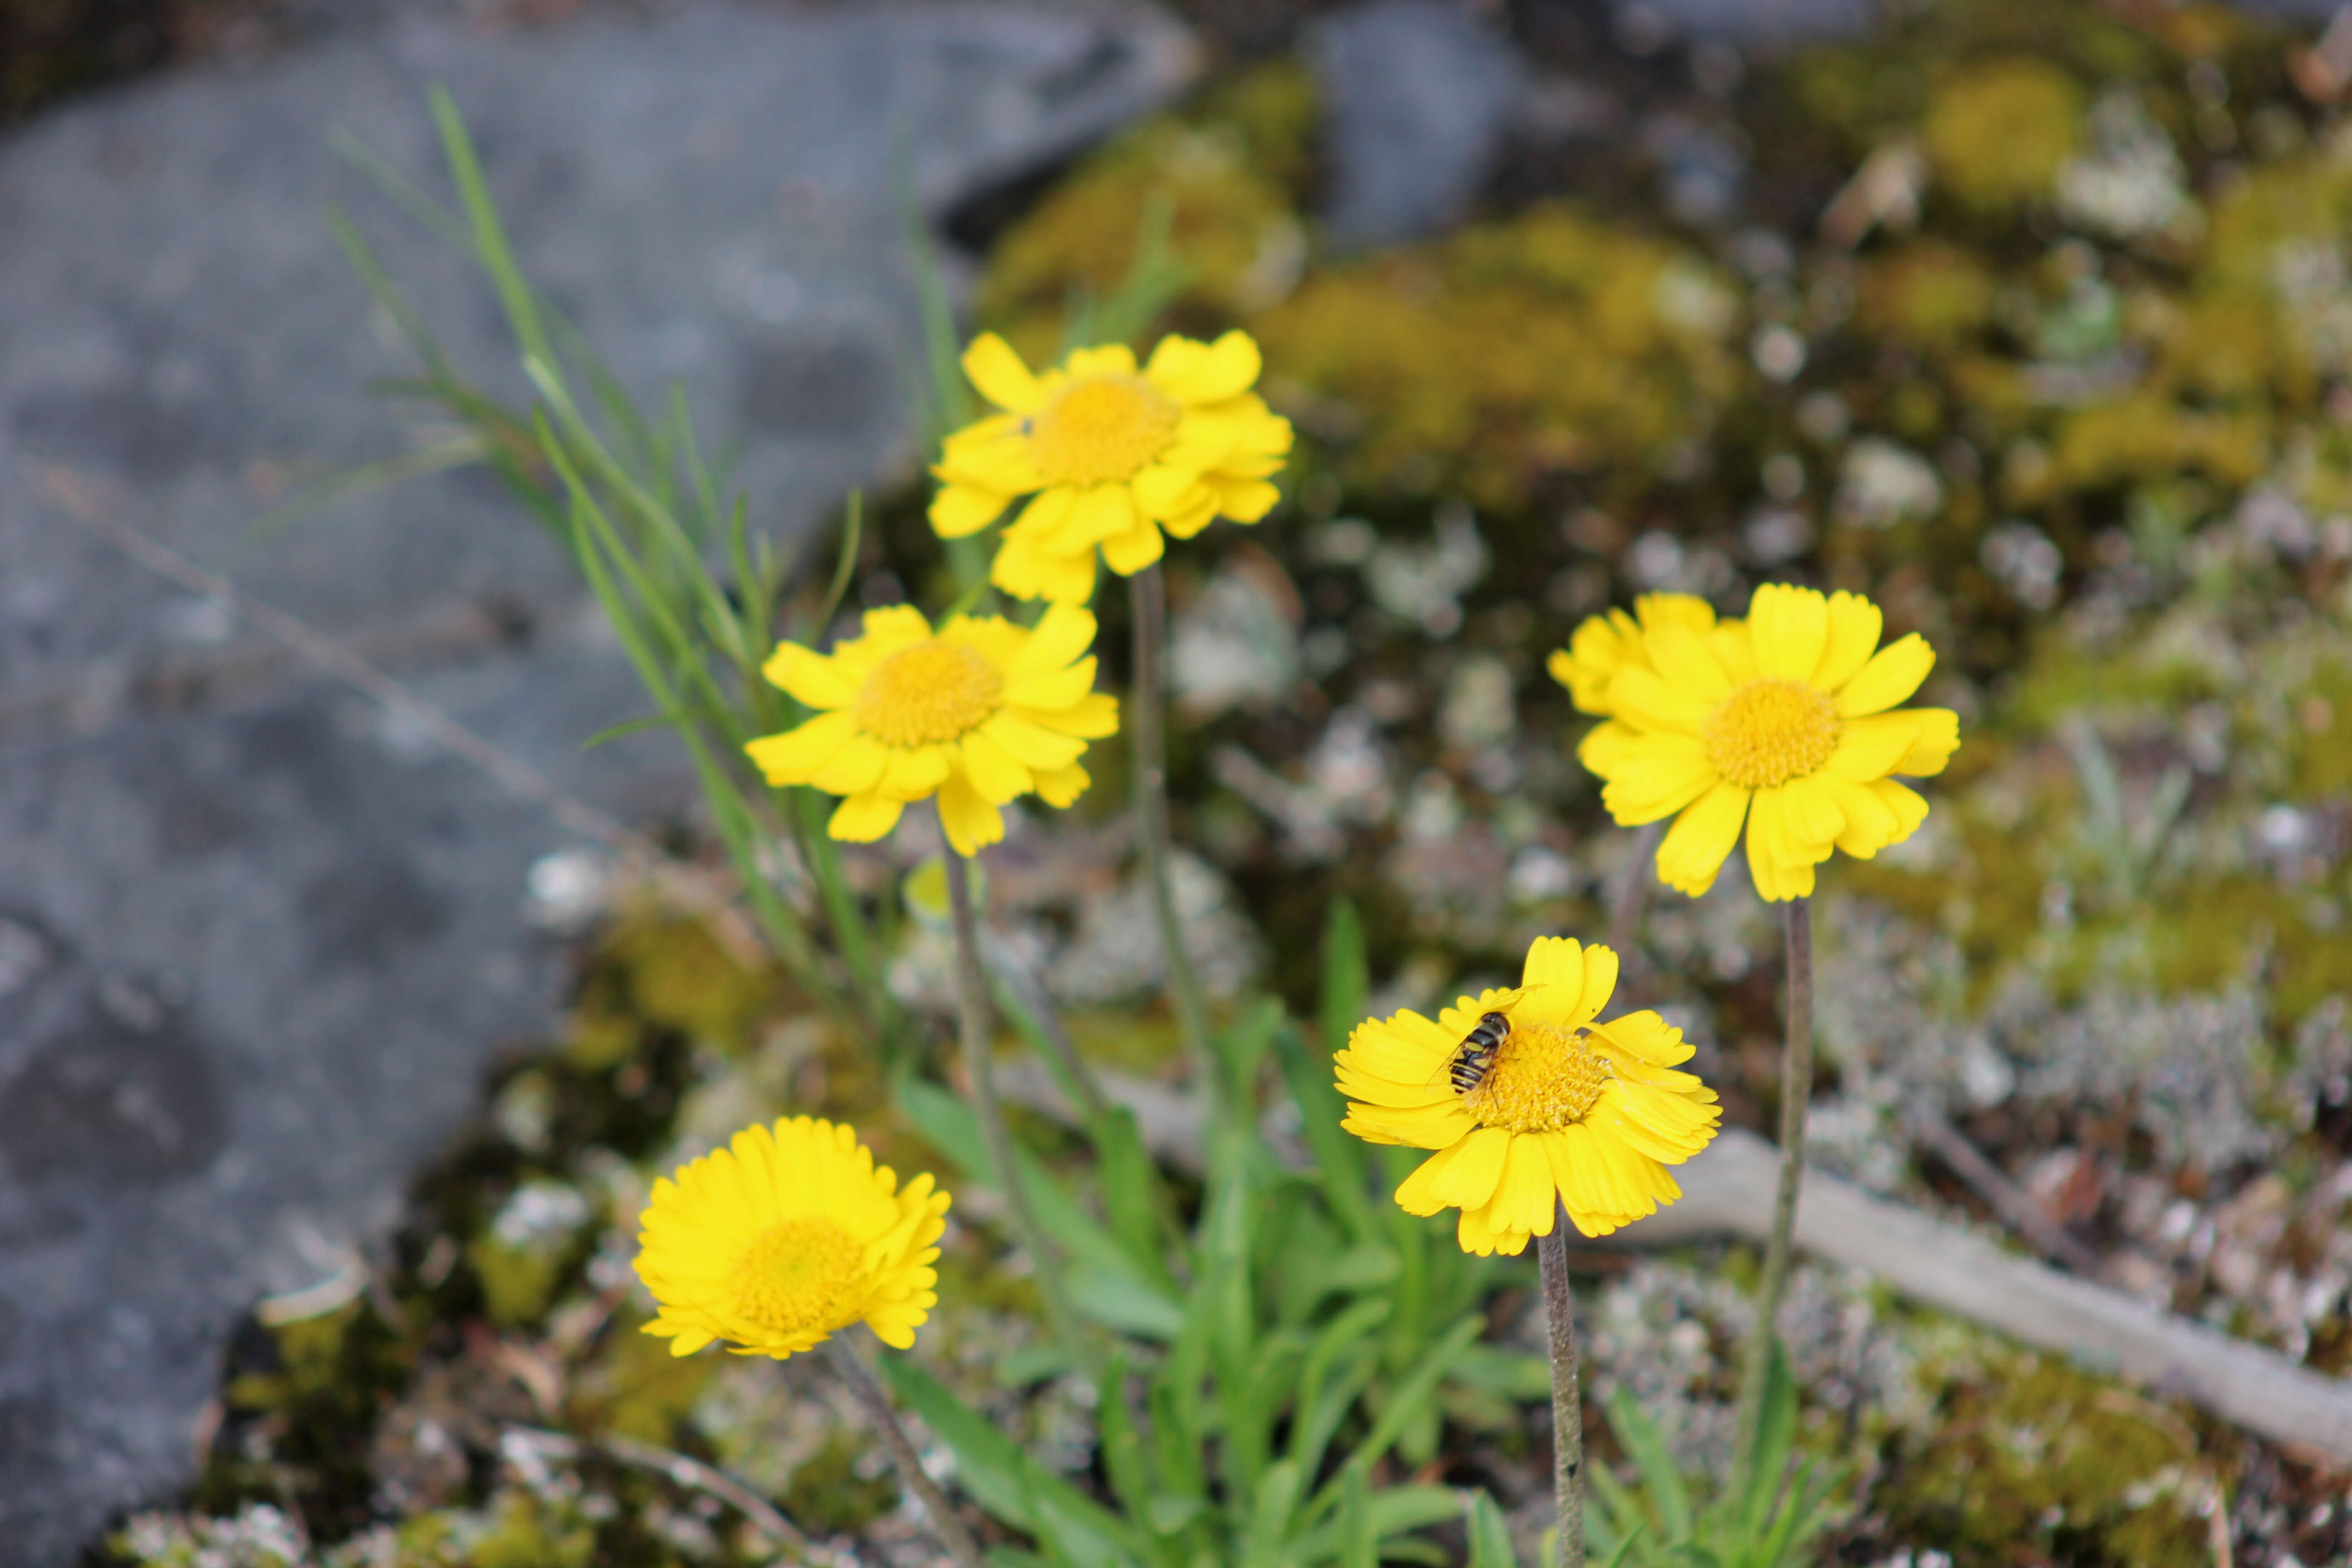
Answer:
4, 0, 2352, 1564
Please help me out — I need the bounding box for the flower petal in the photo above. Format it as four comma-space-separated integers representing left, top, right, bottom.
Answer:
811, 735, 889, 796
828, 791, 905, 844
1592, 733, 1717, 826
1898, 708, 1961, 776
1009, 603, 1097, 680
745, 709, 859, 784
1813, 591, 1883, 692
1400, 1125, 1511, 1213
1099, 505, 1167, 575
760, 643, 857, 709
1748, 583, 1829, 682
980, 710, 1087, 771
1654, 782, 1749, 897
929, 484, 1009, 539
1836, 633, 1936, 716
877, 746, 952, 802
957, 729, 1033, 805
1645, 622, 1734, 703
1825, 712, 1928, 782
1145, 329, 1263, 404
962, 333, 1044, 414
1608, 666, 1712, 735
937, 773, 1004, 856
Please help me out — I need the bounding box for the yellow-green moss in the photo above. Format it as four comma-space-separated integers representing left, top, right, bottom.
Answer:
565, 1311, 715, 1446
978, 61, 1317, 359
1252, 205, 1740, 509
568, 911, 779, 1067
781, 1432, 899, 1535
1860, 243, 1998, 349
1878, 1352, 2212, 1568
1924, 59, 2083, 213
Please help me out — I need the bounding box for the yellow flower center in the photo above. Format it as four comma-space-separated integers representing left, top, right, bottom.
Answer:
728, 1217, 867, 1338
858, 640, 1004, 748
1702, 679, 1841, 789
1025, 376, 1180, 486
1464, 1022, 1611, 1132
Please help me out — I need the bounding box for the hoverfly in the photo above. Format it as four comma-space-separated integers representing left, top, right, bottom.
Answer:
1434, 1010, 1511, 1097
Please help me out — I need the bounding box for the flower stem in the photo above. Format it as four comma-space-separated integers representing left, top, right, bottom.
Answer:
1129, 564, 1217, 1087
1538, 1211, 1586, 1568
1732, 894, 1813, 1494
826, 1338, 987, 1568
941, 830, 1085, 1352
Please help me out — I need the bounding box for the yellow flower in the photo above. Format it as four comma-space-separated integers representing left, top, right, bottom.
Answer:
1578, 583, 1960, 901
1337, 937, 1720, 1254
927, 331, 1295, 604
634, 1117, 951, 1358
745, 602, 1117, 857
1546, 592, 1722, 715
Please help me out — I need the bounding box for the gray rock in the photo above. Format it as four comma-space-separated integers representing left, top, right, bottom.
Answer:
0, 3, 1191, 1562
1311, 0, 1526, 247
1610, 0, 1873, 48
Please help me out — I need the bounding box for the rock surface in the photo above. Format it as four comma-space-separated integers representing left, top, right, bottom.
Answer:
1310, 0, 1526, 247
0, 4, 1190, 1563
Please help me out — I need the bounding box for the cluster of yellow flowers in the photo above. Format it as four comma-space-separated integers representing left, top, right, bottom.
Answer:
635, 328, 1962, 1355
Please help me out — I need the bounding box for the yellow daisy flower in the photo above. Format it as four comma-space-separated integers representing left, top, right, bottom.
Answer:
1336, 937, 1720, 1255
1578, 583, 1961, 902
927, 331, 1295, 605
634, 1117, 951, 1358
745, 602, 1118, 857
1546, 591, 1722, 715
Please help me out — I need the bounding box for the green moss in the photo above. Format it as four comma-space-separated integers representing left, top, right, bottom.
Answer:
466, 1491, 597, 1568
1861, 243, 1998, 350
565, 1311, 714, 1446
466, 1236, 566, 1328
1251, 205, 1739, 509
978, 61, 1317, 358
1923, 59, 2083, 213
781, 1432, 899, 1535
568, 911, 779, 1067
2285, 660, 2352, 799
1879, 1352, 2213, 1567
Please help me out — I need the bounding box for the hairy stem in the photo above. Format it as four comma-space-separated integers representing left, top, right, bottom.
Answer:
826, 1338, 987, 1568
942, 831, 1084, 1350
1732, 895, 1813, 1493
1538, 1212, 1586, 1568
1129, 564, 1217, 1086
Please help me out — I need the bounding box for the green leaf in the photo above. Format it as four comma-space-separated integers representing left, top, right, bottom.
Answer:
1287, 1485, 1460, 1566
875, 1356, 1035, 1529
1303, 1313, 1484, 1522
1466, 1490, 1519, 1568
1450, 1345, 1556, 1400
1240, 1457, 1304, 1568
1339, 1464, 1375, 1568
1068, 1263, 1187, 1339
1269, 1018, 1378, 1245
1320, 900, 1369, 1055
1604, 1387, 1692, 1542
1086, 1104, 1178, 1291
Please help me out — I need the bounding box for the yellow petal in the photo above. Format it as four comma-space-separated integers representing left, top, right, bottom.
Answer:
760, 643, 857, 709
1211, 476, 1282, 523
1898, 709, 1961, 776
828, 791, 905, 843
1473, 1133, 1559, 1240
1161, 487, 1221, 539
980, 710, 1087, 771
1008, 602, 1098, 680
1006, 485, 1079, 547
1579, 944, 1620, 1023
1395, 1127, 1508, 1214
929, 484, 1009, 539
1132, 461, 1204, 517
1005, 659, 1098, 710
1065, 344, 1139, 380
1747, 583, 1829, 682
957, 729, 1033, 805
811, 735, 889, 796
1519, 935, 1588, 995
1145, 329, 1262, 404
1813, 591, 1882, 691
1872, 778, 1931, 842
1587, 1010, 1694, 1067
1643, 622, 1734, 703
1780, 774, 1846, 855
1033, 761, 1090, 808
1824, 712, 1928, 782
1592, 733, 1717, 826
1099, 506, 1166, 575
1636, 593, 1717, 635
1608, 666, 1712, 735
1835, 633, 1935, 716
1033, 691, 1119, 739
1819, 771, 1903, 857
937, 773, 1005, 857
1070, 483, 1136, 548
962, 333, 1044, 413
877, 746, 952, 802
991, 529, 1098, 605
1655, 782, 1749, 897
744, 709, 859, 784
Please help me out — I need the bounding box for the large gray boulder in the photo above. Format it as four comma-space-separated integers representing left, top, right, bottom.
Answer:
0, 4, 1191, 1562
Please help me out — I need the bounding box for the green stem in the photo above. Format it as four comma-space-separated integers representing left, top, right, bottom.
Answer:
1538, 1210, 1585, 1568
826, 1338, 987, 1568
1732, 895, 1813, 1494
941, 827, 1086, 1350
1129, 564, 1217, 1088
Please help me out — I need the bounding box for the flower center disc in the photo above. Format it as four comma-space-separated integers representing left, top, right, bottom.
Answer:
1702, 679, 1841, 789
1027, 377, 1180, 486
1464, 1022, 1610, 1132
729, 1217, 866, 1337
859, 641, 1004, 748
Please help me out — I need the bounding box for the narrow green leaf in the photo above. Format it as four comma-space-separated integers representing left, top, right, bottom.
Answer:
1465, 1490, 1518, 1568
